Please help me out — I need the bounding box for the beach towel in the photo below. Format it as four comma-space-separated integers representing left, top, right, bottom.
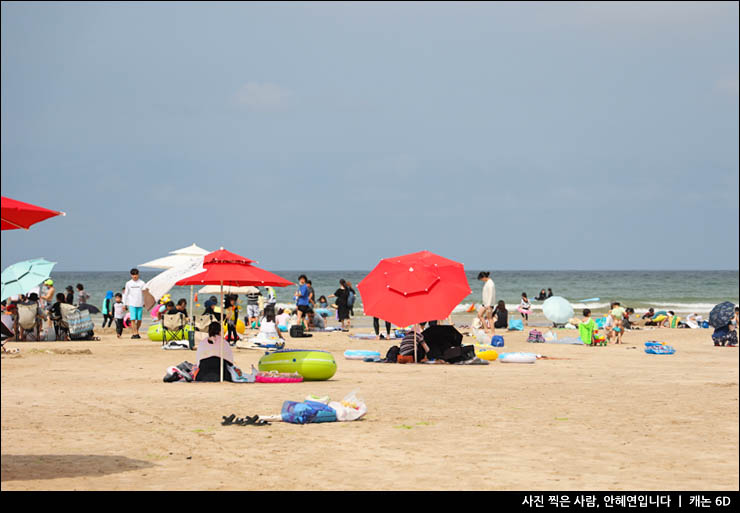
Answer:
578, 318, 596, 345
349, 333, 383, 340
547, 337, 584, 345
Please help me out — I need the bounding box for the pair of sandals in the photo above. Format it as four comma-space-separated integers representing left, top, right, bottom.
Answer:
221, 414, 270, 426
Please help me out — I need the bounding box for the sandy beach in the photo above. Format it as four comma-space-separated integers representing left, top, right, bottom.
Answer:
2, 316, 737, 491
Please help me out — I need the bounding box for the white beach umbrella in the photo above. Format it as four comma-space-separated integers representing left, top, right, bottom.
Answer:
170, 244, 211, 256
542, 296, 575, 324
139, 243, 211, 269
140, 244, 210, 317
142, 257, 205, 310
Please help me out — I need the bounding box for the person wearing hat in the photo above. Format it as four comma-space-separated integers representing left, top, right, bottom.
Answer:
40, 279, 56, 331
40, 279, 55, 308
65, 286, 75, 305
202, 296, 222, 321
101, 291, 115, 328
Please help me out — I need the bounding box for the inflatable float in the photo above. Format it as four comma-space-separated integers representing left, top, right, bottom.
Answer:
498, 352, 537, 364
344, 349, 381, 360
147, 323, 193, 342
221, 319, 246, 335
644, 342, 676, 355
258, 349, 337, 381
473, 345, 498, 361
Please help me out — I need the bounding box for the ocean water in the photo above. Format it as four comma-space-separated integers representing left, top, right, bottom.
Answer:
42, 270, 739, 318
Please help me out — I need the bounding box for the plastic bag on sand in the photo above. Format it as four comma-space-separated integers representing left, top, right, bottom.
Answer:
328, 390, 367, 422
473, 328, 490, 345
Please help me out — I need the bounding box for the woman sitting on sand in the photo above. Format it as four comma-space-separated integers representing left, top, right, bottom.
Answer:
195, 322, 237, 382
492, 300, 508, 329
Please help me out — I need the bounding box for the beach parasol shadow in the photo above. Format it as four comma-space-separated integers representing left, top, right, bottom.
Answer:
1, 454, 154, 482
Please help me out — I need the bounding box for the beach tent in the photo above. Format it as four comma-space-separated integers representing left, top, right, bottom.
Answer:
542, 296, 574, 325
176, 248, 293, 382
358, 251, 471, 361
1, 196, 65, 231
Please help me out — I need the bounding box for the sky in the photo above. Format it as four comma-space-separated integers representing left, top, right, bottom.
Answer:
1, 1, 738, 271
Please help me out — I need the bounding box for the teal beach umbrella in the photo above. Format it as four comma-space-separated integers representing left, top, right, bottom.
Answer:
542, 296, 575, 324
1, 258, 56, 302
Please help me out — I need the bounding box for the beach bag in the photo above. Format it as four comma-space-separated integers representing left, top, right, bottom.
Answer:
163, 361, 195, 382
67, 309, 94, 336
289, 325, 312, 338
527, 329, 546, 343
281, 401, 336, 424
490, 335, 504, 347
384, 345, 400, 363
508, 319, 523, 331
442, 345, 475, 363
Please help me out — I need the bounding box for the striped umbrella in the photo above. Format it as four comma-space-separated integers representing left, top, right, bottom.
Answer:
1, 258, 57, 302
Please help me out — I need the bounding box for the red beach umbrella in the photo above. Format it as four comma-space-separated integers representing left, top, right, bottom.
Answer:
357, 251, 471, 361
1, 196, 66, 230
175, 248, 293, 381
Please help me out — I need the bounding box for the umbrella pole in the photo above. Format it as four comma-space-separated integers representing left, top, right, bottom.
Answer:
189, 286, 193, 322
414, 327, 417, 363
220, 281, 224, 383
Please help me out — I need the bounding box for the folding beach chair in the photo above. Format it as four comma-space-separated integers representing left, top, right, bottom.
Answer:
194, 314, 217, 332
162, 312, 187, 346
15, 303, 43, 341
53, 303, 77, 341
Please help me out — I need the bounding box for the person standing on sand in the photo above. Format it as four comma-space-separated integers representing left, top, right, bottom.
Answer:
519, 293, 531, 327
123, 268, 147, 339
610, 302, 626, 344
328, 279, 351, 330
476, 272, 496, 333
294, 275, 311, 329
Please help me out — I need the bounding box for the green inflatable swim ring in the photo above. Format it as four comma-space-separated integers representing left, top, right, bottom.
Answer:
147, 323, 193, 342
258, 349, 337, 381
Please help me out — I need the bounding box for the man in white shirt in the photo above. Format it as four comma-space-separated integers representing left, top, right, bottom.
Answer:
123, 268, 147, 339
477, 271, 496, 334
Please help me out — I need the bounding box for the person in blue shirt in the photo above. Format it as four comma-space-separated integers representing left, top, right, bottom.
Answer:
294, 275, 312, 329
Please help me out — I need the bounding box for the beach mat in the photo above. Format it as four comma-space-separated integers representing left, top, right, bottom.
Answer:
349, 333, 400, 340
545, 337, 584, 345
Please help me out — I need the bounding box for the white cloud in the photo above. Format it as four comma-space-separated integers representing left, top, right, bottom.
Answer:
235, 82, 294, 111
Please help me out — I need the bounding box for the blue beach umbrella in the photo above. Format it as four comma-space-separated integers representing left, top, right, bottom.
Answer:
709, 301, 736, 328
1, 258, 56, 302
542, 296, 575, 324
